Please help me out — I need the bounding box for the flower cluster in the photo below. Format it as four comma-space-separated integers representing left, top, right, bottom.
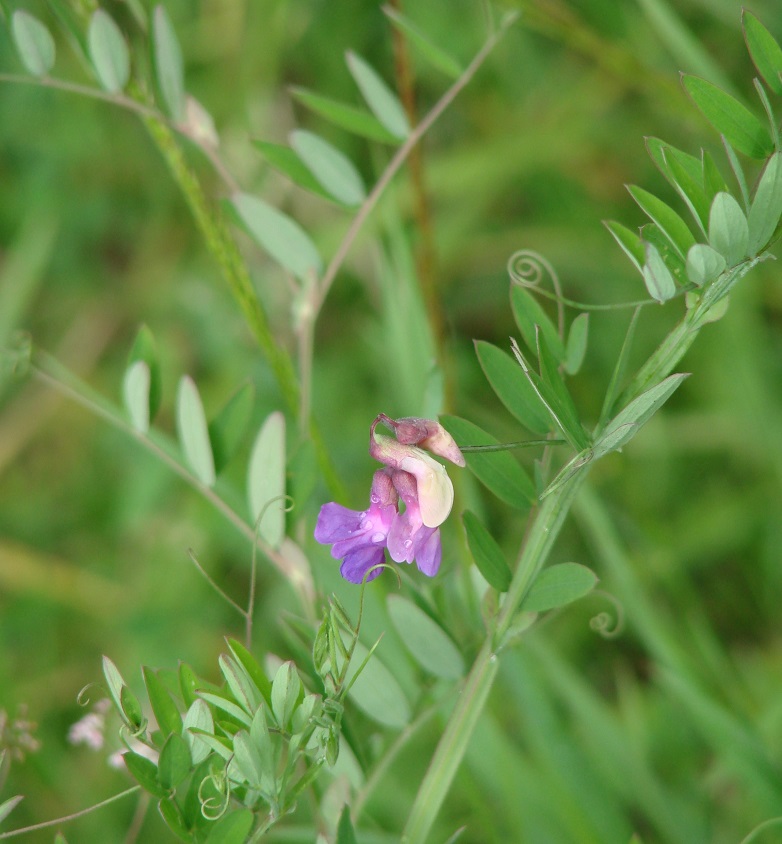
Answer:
315, 415, 464, 584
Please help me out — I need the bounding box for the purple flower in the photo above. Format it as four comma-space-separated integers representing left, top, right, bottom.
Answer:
315, 414, 463, 584
314, 471, 397, 584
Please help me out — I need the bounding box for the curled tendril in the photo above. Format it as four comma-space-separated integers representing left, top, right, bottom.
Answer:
76, 683, 99, 707
507, 249, 565, 339
588, 590, 625, 639
198, 762, 231, 821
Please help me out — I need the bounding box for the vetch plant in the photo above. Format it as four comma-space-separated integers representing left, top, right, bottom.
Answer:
1, 3, 782, 844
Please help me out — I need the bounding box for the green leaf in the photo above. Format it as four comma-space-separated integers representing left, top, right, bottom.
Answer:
627, 185, 696, 259
439, 415, 536, 508
232, 192, 322, 282
158, 797, 192, 842
520, 563, 598, 612
593, 373, 689, 459
183, 699, 213, 765
158, 733, 192, 791
123, 360, 150, 433
120, 685, 147, 733
252, 140, 334, 201
231, 729, 264, 787
604, 220, 645, 275
535, 330, 589, 451
0, 795, 23, 825
289, 130, 365, 207
346, 51, 410, 139
176, 376, 216, 487
219, 654, 262, 716
102, 654, 127, 715
461, 510, 512, 592
203, 809, 254, 844
682, 74, 773, 159
564, 313, 589, 376
685, 244, 726, 287
387, 595, 464, 678
474, 340, 551, 434
271, 661, 301, 730
743, 11, 782, 97
708, 192, 749, 266
336, 805, 358, 844
88, 9, 129, 93
152, 5, 185, 121
382, 5, 462, 78
178, 663, 200, 709
702, 151, 728, 206
642, 242, 677, 303
747, 151, 782, 255
664, 146, 710, 235
208, 383, 254, 475
510, 286, 565, 361
197, 692, 252, 727
247, 411, 286, 547
125, 752, 167, 798
343, 635, 411, 728
290, 87, 399, 143
143, 666, 182, 737
227, 638, 273, 706
127, 324, 162, 421
641, 223, 687, 287
12, 11, 55, 77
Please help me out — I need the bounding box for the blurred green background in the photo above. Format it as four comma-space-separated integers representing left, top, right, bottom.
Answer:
2, 0, 782, 841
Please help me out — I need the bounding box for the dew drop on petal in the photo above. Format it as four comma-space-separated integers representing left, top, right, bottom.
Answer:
360, 518, 371, 530
371, 532, 385, 543
370, 494, 379, 504
403, 539, 412, 549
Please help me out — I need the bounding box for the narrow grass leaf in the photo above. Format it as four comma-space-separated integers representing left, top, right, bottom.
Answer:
382, 5, 462, 78
247, 411, 286, 548
12, 11, 55, 77
682, 74, 773, 159
627, 185, 696, 258
143, 666, 182, 736
642, 242, 676, 303
152, 5, 185, 121
208, 383, 254, 475
520, 563, 598, 612
88, 9, 129, 93
183, 699, 213, 765
203, 809, 254, 844
747, 152, 782, 255
594, 373, 688, 458
336, 805, 359, 844
685, 243, 726, 287
346, 51, 410, 139
123, 360, 150, 433
289, 130, 366, 206
743, 11, 782, 96
342, 634, 410, 728
158, 733, 191, 790
440, 415, 536, 508
232, 192, 322, 282
252, 140, 333, 200
510, 286, 565, 361
475, 340, 551, 433
708, 192, 749, 266
176, 376, 216, 487
387, 595, 464, 678
124, 752, 165, 797
564, 313, 589, 375
290, 87, 398, 143
462, 510, 512, 592
127, 324, 162, 421
604, 220, 645, 274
